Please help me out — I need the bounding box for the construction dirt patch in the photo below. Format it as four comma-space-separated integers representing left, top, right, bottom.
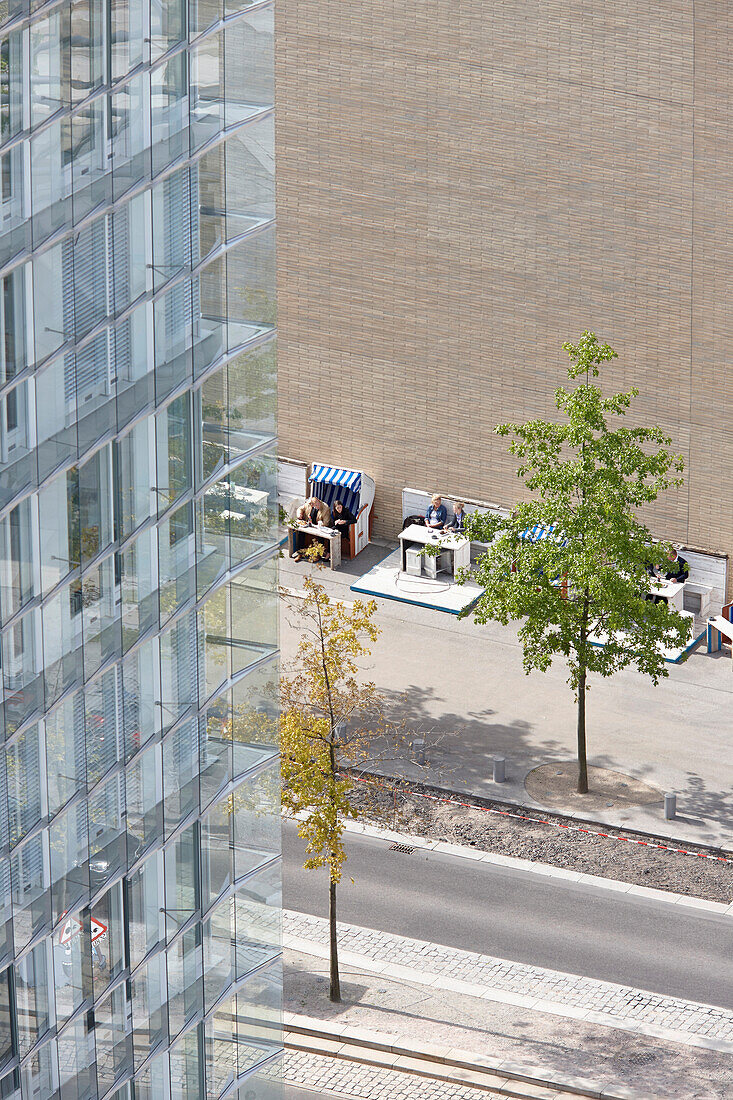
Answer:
525, 762, 664, 813
348, 774, 733, 904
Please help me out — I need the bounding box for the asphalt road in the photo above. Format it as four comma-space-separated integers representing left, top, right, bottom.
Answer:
283, 821, 733, 1009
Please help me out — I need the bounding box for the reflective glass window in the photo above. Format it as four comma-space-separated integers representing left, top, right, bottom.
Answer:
193, 255, 225, 379
0, 860, 12, 968
30, 121, 72, 244
0, 497, 38, 623
203, 897, 231, 1014
114, 300, 155, 430
125, 741, 162, 860
56, 1013, 95, 1100
39, 468, 80, 595
227, 453, 277, 567
121, 636, 161, 759
91, 880, 125, 996
35, 356, 78, 483
0, 267, 28, 387
78, 445, 113, 564
110, 0, 145, 80
233, 859, 280, 978
2, 607, 43, 733
199, 698, 229, 810
111, 74, 149, 200
6, 724, 42, 846
154, 280, 193, 400
224, 118, 275, 238
94, 984, 132, 1097
12, 834, 48, 951
20, 1037, 60, 1100
49, 801, 89, 927
231, 660, 278, 778
120, 526, 158, 650
128, 849, 164, 970
45, 693, 86, 817
84, 666, 122, 785
0, 33, 22, 142
201, 797, 230, 909
111, 193, 149, 315
15, 941, 51, 1056
162, 718, 198, 836
159, 610, 199, 729
163, 823, 198, 933
152, 168, 192, 294
81, 556, 120, 679
30, 13, 64, 126
190, 32, 222, 151
231, 761, 279, 881
116, 416, 154, 539
159, 502, 195, 623
227, 337, 276, 457
151, 53, 188, 176
156, 393, 192, 510
232, 963, 281, 1075
225, 227, 276, 349
42, 582, 83, 706
150, 0, 185, 59
224, 8, 274, 123
88, 771, 125, 890
0, 377, 35, 512
130, 953, 168, 1066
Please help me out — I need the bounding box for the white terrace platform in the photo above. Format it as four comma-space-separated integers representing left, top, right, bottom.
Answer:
349, 547, 483, 615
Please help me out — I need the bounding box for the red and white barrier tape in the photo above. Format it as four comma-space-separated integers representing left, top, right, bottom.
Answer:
349, 773, 733, 866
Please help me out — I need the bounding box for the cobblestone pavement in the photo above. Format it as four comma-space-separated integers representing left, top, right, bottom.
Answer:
284, 910, 733, 1045
283, 1049, 501, 1098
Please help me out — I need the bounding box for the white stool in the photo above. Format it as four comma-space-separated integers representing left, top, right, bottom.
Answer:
423, 553, 437, 579
405, 548, 422, 576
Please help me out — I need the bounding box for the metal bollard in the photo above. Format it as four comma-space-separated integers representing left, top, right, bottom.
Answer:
412, 737, 426, 765
664, 793, 677, 820
493, 756, 506, 783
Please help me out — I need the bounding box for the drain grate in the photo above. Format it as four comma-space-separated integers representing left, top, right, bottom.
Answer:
389, 843, 415, 854
628, 1052, 657, 1066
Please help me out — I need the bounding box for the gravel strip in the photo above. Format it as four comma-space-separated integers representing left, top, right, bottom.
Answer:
348, 776, 733, 903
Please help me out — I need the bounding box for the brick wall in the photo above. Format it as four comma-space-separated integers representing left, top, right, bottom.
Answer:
276, 2, 733, 589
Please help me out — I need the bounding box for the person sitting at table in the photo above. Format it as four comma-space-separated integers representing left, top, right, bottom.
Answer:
331, 498, 356, 546
425, 494, 447, 531
663, 548, 689, 584
447, 501, 466, 532
293, 496, 331, 561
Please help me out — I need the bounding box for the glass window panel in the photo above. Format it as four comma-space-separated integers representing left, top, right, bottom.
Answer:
120, 527, 158, 650
111, 74, 149, 199
91, 880, 125, 996
84, 666, 122, 785
3, 607, 43, 733
193, 255, 226, 379
56, 1014, 95, 1100
35, 357, 78, 485
154, 281, 193, 400
39, 469, 80, 595
225, 227, 275, 350
0, 860, 13, 969
224, 8, 273, 123
6, 724, 42, 846
224, 118, 275, 238
113, 301, 155, 431
12, 834, 48, 951
21, 1037, 60, 1100
201, 586, 229, 700
205, 998, 235, 1099
197, 365, 227, 483
156, 392, 192, 510
78, 445, 113, 564
53, 906, 93, 1022
159, 611, 198, 729
121, 636, 161, 759
194, 149, 225, 264
116, 418, 154, 538
30, 121, 72, 245
0, 497, 38, 623
196, 481, 229, 599
201, 797, 230, 910
166, 926, 201, 1040
0, 378, 35, 512
159, 502, 195, 623
0, 33, 23, 141
231, 655, 279, 767
0, 971, 12, 1071
49, 801, 89, 927
150, 0, 185, 59
132, 1050, 169, 1100
227, 337, 276, 458
110, 0, 144, 81
189, 0, 219, 39
227, 453, 277, 567
164, 823, 198, 933
130, 954, 168, 1066
71, 98, 111, 223
152, 168, 192, 294
32, 244, 67, 366
69, 0, 104, 104
228, 559, 278, 675
16, 941, 51, 1056
111, 192, 149, 315
199, 697, 230, 810
231, 760, 279, 881
94, 984, 132, 1097
0, 144, 28, 269
151, 53, 188, 176
45, 693, 86, 817
71, 218, 109, 341
190, 32, 222, 151
0, 267, 28, 387
233, 859, 280, 978
169, 1026, 201, 1100
162, 718, 198, 836
233, 963, 281, 1075
125, 741, 162, 860
128, 850, 164, 970
81, 557, 120, 679
42, 582, 83, 706
88, 771, 125, 890
30, 13, 64, 126
203, 897, 232, 1014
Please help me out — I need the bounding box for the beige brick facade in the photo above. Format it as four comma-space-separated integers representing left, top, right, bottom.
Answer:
275, 2, 732, 582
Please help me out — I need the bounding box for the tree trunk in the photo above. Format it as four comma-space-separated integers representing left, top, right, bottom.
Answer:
577, 664, 588, 794
328, 876, 341, 1002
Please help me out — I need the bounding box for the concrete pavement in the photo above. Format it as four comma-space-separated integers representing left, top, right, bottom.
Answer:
280, 546, 733, 847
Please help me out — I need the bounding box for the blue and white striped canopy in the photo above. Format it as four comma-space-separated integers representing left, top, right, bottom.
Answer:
309, 465, 362, 516
520, 523, 569, 547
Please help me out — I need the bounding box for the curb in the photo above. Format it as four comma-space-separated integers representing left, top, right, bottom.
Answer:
284, 1013, 659, 1100
330, 817, 733, 917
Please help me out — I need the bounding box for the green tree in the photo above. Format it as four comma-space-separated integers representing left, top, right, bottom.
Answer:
280, 573, 412, 1002
462, 332, 689, 794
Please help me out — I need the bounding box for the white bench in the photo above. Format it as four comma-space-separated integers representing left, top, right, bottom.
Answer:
682, 582, 714, 619
707, 615, 733, 668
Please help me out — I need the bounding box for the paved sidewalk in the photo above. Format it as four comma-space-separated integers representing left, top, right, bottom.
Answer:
283, 1049, 503, 1099
283, 910, 733, 1052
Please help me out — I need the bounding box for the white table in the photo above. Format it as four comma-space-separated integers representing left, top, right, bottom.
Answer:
648, 577, 685, 612
398, 524, 470, 578
287, 524, 341, 570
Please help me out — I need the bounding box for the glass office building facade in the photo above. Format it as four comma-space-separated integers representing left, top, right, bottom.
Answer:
0, 0, 280, 1095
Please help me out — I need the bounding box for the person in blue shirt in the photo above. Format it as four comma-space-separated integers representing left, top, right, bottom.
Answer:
447, 501, 466, 532
425, 494, 447, 530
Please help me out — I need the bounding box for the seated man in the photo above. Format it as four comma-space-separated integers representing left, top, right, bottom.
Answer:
293, 496, 331, 561
331, 497, 356, 547
447, 500, 466, 533
663, 547, 689, 584
425, 494, 447, 531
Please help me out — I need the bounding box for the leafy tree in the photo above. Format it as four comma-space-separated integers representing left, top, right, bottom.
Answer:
462, 332, 689, 794
280, 570, 414, 1002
